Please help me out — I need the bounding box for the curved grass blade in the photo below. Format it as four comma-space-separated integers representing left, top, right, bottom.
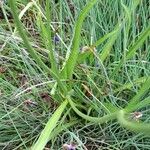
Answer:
117, 110, 150, 135
114, 76, 147, 93
61, 0, 99, 79
9, 0, 50, 73
125, 77, 150, 112
18, 1, 34, 20
31, 100, 68, 150
9, 0, 67, 94
68, 97, 117, 124
133, 0, 141, 10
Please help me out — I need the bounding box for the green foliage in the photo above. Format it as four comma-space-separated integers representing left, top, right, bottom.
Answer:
118, 110, 150, 135
126, 26, 150, 60
31, 100, 68, 150
125, 77, 150, 112
60, 0, 99, 79
1, 0, 149, 149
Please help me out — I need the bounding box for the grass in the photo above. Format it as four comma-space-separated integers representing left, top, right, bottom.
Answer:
0, 0, 150, 149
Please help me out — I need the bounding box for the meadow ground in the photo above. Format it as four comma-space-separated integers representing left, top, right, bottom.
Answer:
0, 0, 150, 149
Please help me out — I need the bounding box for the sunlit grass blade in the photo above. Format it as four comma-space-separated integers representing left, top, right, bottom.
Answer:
125, 77, 150, 112
61, 0, 99, 79
18, 1, 34, 20
48, 104, 78, 140
117, 110, 150, 135
37, 12, 58, 75
31, 100, 68, 150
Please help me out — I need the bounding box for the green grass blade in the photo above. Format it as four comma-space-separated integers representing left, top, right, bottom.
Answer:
77, 51, 92, 64
9, 0, 50, 73
126, 26, 150, 60
128, 97, 150, 112
114, 76, 147, 93
118, 110, 150, 135
133, 0, 141, 10
111, 1, 148, 78
49, 120, 78, 140
9, 0, 67, 94
31, 100, 68, 150
61, 0, 99, 79
125, 77, 150, 112
121, 2, 131, 36
103, 102, 120, 113
45, 0, 58, 75
68, 97, 117, 124
111, 26, 150, 78
93, 24, 121, 47
99, 27, 120, 62
37, 12, 58, 75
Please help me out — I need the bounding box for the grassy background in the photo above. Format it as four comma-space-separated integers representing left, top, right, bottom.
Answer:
0, 0, 150, 149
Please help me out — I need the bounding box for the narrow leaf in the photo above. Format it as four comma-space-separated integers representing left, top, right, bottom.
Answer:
99, 28, 120, 62
9, 0, 50, 73
118, 110, 150, 135
114, 77, 147, 93
128, 97, 150, 112
68, 97, 117, 123
45, 0, 58, 75
125, 77, 150, 112
61, 0, 99, 79
126, 26, 150, 60
9, 0, 67, 94
32, 100, 68, 150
